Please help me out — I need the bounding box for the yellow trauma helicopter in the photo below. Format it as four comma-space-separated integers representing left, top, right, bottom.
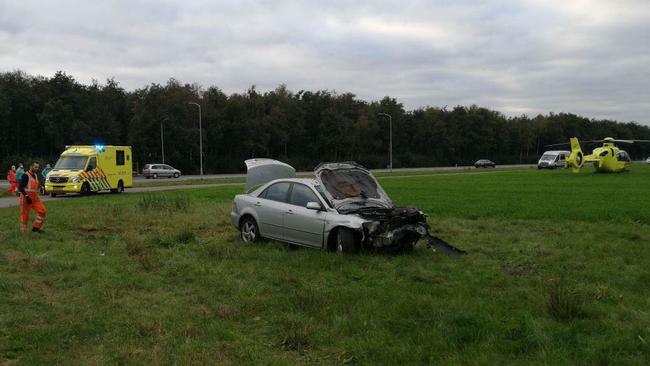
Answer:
546, 137, 650, 173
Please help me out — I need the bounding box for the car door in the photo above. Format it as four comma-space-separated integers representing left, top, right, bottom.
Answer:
164, 165, 173, 177
283, 183, 327, 248
254, 182, 292, 240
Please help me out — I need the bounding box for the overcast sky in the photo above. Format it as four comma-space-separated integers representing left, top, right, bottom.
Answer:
1, 0, 649, 123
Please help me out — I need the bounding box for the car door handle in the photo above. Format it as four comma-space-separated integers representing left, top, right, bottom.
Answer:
285, 209, 294, 215
254, 202, 262, 207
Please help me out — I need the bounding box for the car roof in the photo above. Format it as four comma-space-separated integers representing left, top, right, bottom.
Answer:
543, 150, 570, 154
249, 178, 317, 193
273, 178, 316, 185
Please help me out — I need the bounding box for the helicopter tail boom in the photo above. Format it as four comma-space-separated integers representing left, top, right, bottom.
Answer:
566, 137, 585, 173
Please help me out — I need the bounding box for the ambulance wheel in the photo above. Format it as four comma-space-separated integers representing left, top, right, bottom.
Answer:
111, 180, 124, 193
152, 173, 158, 179
51, 193, 57, 198
81, 182, 91, 196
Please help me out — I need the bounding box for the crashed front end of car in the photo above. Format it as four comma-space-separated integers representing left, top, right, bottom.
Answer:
315, 162, 431, 250
357, 206, 430, 250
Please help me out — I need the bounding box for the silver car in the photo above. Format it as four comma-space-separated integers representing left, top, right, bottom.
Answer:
230, 159, 432, 253
142, 164, 181, 179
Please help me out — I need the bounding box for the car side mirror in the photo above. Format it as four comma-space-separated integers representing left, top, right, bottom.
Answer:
306, 201, 322, 210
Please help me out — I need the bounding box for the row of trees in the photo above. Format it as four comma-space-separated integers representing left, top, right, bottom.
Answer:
1, 70, 649, 173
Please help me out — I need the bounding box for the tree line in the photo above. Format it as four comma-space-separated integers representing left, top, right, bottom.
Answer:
1, 70, 649, 174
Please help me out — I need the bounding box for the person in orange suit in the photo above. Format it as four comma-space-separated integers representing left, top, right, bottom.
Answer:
18, 162, 47, 234
6, 165, 17, 194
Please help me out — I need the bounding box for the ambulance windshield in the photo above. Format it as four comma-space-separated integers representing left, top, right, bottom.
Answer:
54, 156, 88, 170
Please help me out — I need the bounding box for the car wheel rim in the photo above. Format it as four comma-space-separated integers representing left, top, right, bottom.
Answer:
336, 236, 343, 253
242, 222, 256, 242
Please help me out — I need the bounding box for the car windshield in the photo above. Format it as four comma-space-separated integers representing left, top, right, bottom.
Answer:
541, 154, 556, 161
314, 185, 333, 208
54, 156, 88, 170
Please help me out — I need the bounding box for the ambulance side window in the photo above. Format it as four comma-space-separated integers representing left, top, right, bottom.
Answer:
86, 157, 97, 171
116, 150, 125, 166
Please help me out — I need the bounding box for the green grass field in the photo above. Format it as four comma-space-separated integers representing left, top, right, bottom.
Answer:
1, 165, 649, 365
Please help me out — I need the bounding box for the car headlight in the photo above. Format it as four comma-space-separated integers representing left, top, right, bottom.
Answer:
363, 221, 381, 234
71, 176, 81, 183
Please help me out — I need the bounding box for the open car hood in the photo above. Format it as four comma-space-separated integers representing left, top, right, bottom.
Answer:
245, 159, 296, 191
314, 162, 393, 213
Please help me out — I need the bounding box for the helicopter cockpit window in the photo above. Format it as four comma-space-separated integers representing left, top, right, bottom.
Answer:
617, 151, 631, 162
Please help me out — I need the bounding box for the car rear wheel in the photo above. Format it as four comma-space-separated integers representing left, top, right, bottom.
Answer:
336, 228, 359, 254
240, 217, 260, 243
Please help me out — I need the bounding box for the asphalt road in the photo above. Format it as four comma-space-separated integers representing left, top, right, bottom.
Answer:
0, 164, 534, 209
131, 163, 534, 182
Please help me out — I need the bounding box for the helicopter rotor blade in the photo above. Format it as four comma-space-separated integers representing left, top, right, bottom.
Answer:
544, 140, 603, 148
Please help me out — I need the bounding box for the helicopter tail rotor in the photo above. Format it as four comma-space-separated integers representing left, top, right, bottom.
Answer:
566, 137, 584, 173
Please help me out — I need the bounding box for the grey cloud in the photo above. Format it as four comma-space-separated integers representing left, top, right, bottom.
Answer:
0, 0, 648, 123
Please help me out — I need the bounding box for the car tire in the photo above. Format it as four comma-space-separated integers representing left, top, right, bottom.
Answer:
240, 217, 260, 243
152, 173, 158, 179
173, 173, 180, 178
336, 228, 359, 254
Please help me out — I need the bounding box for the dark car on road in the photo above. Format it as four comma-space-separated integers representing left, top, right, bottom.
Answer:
474, 159, 496, 168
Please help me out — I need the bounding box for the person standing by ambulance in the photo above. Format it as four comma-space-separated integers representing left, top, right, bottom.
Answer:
40, 163, 52, 194
6, 165, 17, 194
18, 161, 47, 234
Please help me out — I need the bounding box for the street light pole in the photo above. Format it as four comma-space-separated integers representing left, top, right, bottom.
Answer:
188, 102, 203, 178
160, 118, 168, 164
378, 113, 393, 172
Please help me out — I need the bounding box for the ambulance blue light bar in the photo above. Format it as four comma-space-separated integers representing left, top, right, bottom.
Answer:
95, 145, 105, 153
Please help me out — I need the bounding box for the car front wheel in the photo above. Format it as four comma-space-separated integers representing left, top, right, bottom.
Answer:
240, 217, 260, 243
336, 228, 359, 254
173, 173, 180, 178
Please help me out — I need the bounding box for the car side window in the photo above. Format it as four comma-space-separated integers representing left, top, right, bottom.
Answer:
262, 182, 291, 203
289, 184, 319, 207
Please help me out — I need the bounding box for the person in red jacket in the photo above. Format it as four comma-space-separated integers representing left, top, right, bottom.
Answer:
18, 162, 47, 233
6, 165, 17, 194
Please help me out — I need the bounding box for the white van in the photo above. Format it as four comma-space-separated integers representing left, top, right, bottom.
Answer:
538, 150, 570, 169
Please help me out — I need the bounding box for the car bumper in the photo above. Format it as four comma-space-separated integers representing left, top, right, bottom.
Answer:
45, 182, 82, 193
230, 211, 241, 229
